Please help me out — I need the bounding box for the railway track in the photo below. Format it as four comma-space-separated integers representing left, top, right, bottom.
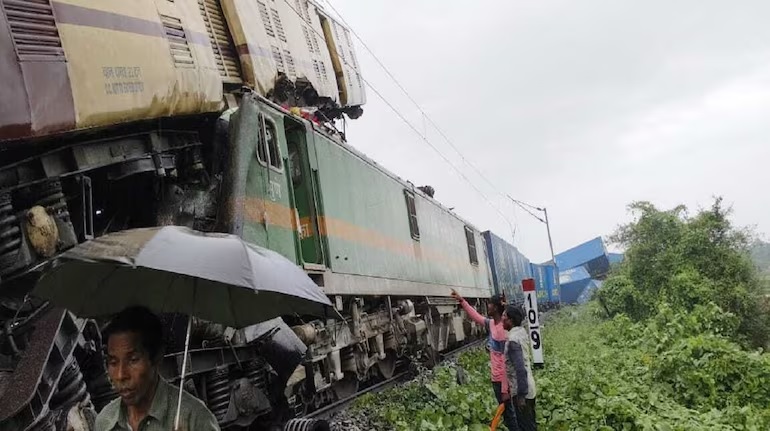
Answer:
304, 371, 411, 422
303, 339, 486, 422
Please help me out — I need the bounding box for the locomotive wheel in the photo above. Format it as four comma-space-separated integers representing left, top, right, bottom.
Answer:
377, 350, 397, 379
283, 418, 331, 431
332, 374, 359, 400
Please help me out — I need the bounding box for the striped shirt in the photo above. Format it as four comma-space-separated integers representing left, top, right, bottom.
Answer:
460, 299, 509, 393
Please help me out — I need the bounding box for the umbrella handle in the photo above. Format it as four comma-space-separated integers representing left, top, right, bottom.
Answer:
174, 315, 192, 431
490, 403, 505, 430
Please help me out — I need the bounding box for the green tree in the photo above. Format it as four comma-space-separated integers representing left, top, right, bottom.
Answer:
597, 197, 769, 347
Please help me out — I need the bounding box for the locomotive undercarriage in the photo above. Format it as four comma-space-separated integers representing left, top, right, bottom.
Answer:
0, 117, 484, 430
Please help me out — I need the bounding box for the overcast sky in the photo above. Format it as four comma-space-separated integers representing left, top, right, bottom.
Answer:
327, 0, 770, 263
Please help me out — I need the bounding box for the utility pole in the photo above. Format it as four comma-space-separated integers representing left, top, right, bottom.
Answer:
507, 196, 562, 305
542, 208, 562, 305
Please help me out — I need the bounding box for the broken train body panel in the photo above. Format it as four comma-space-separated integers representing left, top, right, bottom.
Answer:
0, 0, 362, 142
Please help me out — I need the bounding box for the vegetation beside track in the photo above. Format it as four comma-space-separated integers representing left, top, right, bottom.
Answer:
352, 198, 770, 430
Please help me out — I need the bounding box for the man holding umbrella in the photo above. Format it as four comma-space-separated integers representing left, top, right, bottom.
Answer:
95, 306, 219, 431
33, 226, 334, 430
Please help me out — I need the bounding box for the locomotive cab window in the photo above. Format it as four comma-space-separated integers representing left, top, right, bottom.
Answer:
404, 190, 420, 240
257, 115, 282, 171
264, 118, 282, 170
256, 115, 268, 164
465, 226, 478, 265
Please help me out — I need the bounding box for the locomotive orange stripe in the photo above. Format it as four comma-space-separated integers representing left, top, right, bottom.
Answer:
240, 199, 476, 269
242, 197, 297, 230
299, 216, 473, 269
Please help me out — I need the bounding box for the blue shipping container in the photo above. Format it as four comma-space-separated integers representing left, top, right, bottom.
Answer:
530, 263, 558, 303
559, 267, 592, 304
483, 231, 532, 304
555, 237, 611, 279
577, 279, 602, 304
584, 256, 611, 279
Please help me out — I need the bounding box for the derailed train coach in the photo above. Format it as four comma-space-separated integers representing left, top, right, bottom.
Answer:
0, 0, 365, 142
0, 1, 499, 429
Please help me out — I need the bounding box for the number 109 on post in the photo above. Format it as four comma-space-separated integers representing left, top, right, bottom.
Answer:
521, 278, 544, 366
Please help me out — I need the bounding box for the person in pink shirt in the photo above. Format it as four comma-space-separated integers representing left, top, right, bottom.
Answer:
451, 290, 518, 430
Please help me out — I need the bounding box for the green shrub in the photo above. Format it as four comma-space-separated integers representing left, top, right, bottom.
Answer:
352, 198, 770, 430
600, 197, 770, 348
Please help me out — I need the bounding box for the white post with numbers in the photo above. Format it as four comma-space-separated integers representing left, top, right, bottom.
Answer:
522, 278, 544, 366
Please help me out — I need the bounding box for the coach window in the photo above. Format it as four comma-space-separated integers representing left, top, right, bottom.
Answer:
465, 226, 478, 265
404, 190, 420, 240
262, 116, 282, 171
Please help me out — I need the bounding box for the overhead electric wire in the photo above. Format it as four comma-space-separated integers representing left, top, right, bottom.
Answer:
510, 197, 543, 213
281, 0, 512, 223
319, 0, 506, 198
511, 200, 545, 224
508, 195, 546, 224
320, 3, 505, 193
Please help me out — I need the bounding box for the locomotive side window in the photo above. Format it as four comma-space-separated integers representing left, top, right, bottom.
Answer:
465, 226, 478, 265
257, 115, 268, 164
404, 190, 420, 240
264, 119, 283, 170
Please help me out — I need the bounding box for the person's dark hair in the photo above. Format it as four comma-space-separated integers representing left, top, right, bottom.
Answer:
489, 294, 506, 315
103, 306, 165, 361
505, 305, 525, 326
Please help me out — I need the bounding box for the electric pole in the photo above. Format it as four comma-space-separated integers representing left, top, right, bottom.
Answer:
507, 196, 562, 305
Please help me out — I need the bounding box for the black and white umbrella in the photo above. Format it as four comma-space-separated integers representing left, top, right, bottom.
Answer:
32, 226, 332, 429
33, 226, 332, 325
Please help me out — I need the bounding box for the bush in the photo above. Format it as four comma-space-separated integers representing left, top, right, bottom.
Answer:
652, 333, 770, 410
354, 305, 770, 430
354, 198, 770, 430
599, 197, 770, 348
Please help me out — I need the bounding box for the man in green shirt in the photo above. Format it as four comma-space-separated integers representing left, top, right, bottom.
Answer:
95, 306, 220, 431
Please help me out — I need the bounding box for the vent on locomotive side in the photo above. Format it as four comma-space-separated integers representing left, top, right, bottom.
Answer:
160, 15, 195, 68
198, 0, 242, 83
3, 0, 65, 61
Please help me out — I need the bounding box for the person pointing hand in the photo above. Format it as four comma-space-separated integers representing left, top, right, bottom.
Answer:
451, 290, 517, 431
